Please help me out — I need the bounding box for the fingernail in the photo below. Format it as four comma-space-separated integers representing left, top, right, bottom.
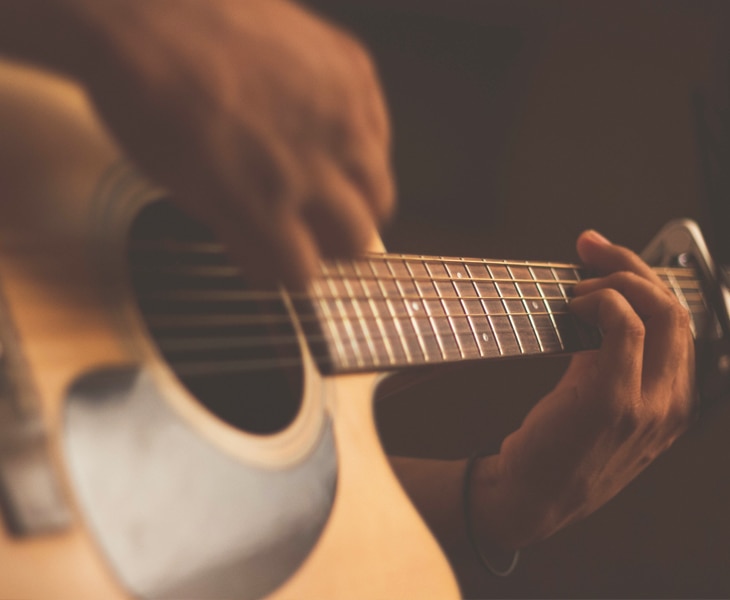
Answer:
586, 229, 610, 245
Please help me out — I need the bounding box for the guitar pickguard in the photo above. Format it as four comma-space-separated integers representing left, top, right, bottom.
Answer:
63, 366, 337, 600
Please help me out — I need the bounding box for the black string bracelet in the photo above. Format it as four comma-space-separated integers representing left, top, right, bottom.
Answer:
462, 453, 520, 577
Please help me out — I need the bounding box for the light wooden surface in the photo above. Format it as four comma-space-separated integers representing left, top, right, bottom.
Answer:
0, 60, 459, 599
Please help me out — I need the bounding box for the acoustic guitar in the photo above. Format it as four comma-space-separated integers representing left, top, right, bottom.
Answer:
0, 59, 728, 599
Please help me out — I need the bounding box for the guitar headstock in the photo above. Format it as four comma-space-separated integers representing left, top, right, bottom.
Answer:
642, 219, 730, 410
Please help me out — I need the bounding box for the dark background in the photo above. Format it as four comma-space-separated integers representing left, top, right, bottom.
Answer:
303, 1, 730, 597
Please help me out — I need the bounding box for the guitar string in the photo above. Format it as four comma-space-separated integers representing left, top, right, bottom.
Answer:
152, 320, 638, 360
149, 313, 707, 359
149, 304, 710, 374
130, 267, 703, 289
136, 289, 706, 303
149, 297, 710, 349
165, 309, 712, 376
130, 245, 706, 374
138, 283, 707, 360
145, 309, 582, 329
151, 310, 587, 348
161, 322, 575, 376
142, 305, 709, 328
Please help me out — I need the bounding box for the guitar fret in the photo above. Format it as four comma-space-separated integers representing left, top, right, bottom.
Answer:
322, 266, 366, 368
354, 260, 399, 366
508, 264, 545, 352
407, 259, 446, 360
523, 265, 564, 353
465, 263, 512, 355
443, 261, 480, 359
570, 265, 602, 349
447, 261, 492, 358
387, 259, 434, 361
547, 266, 582, 352
663, 270, 696, 337
368, 259, 416, 365
381, 259, 425, 363
531, 266, 566, 352
489, 262, 537, 355
336, 262, 384, 367
310, 277, 353, 370
305, 255, 708, 374
421, 260, 460, 361
470, 310, 501, 357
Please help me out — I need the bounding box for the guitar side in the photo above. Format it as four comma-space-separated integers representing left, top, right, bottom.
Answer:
0, 60, 459, 599
0, 59, 134, 600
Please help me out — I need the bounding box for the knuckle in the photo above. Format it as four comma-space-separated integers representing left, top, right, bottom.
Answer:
665, 401, 689, 432
598, 287, 624, 306
621, 312, 646, 340
337, 30, 377, 77
595, 288, 645, 337
614, 245, 643, 270
612, 270, 640, 284
610, 270, 645, 292
351, 40, 377, 76
660, 435, 680, 454
602, 396, 642, 441
640, 404, 664, 433
668, 383, 695, 429
667, 302, 691, 331
616, 405, 642, 441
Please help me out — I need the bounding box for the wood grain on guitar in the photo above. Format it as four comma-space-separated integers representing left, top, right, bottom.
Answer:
0, 59, 459, 600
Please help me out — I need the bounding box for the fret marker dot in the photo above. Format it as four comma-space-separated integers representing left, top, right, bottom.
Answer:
532, 301, 540, 310
481, 332, 489, 342
411, 302, 420, 311
456, 272, 463, 278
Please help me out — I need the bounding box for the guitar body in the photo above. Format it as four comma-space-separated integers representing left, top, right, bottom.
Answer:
0, 60, 459, 599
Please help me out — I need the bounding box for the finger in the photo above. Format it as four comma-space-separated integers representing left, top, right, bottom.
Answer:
337, 30, 392, 146
574, 271, 673, 318
339, 138, 395, 225
569, 289, 644, 400
572, 272, 691, 397
186, 192, 322, 290
323, 94, 395, 224
576, 230, 668, 291
301, 155, 382, 257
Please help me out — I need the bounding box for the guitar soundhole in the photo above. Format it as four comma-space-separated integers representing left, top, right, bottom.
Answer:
127, 201, 304, 435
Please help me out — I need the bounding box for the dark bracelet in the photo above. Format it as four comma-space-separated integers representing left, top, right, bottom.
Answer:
462, 453, 520, 577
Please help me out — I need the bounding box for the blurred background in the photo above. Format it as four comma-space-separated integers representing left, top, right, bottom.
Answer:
303, 1, 730, 597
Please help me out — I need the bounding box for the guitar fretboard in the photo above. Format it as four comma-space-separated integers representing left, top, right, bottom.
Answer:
302, 253, 713, 374
126, 200, 717, 380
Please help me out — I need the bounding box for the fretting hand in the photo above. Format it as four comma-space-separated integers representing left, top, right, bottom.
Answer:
470, 230, 695, 550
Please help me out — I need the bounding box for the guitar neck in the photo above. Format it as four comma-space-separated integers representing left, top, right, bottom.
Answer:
302, 253, 713, 374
